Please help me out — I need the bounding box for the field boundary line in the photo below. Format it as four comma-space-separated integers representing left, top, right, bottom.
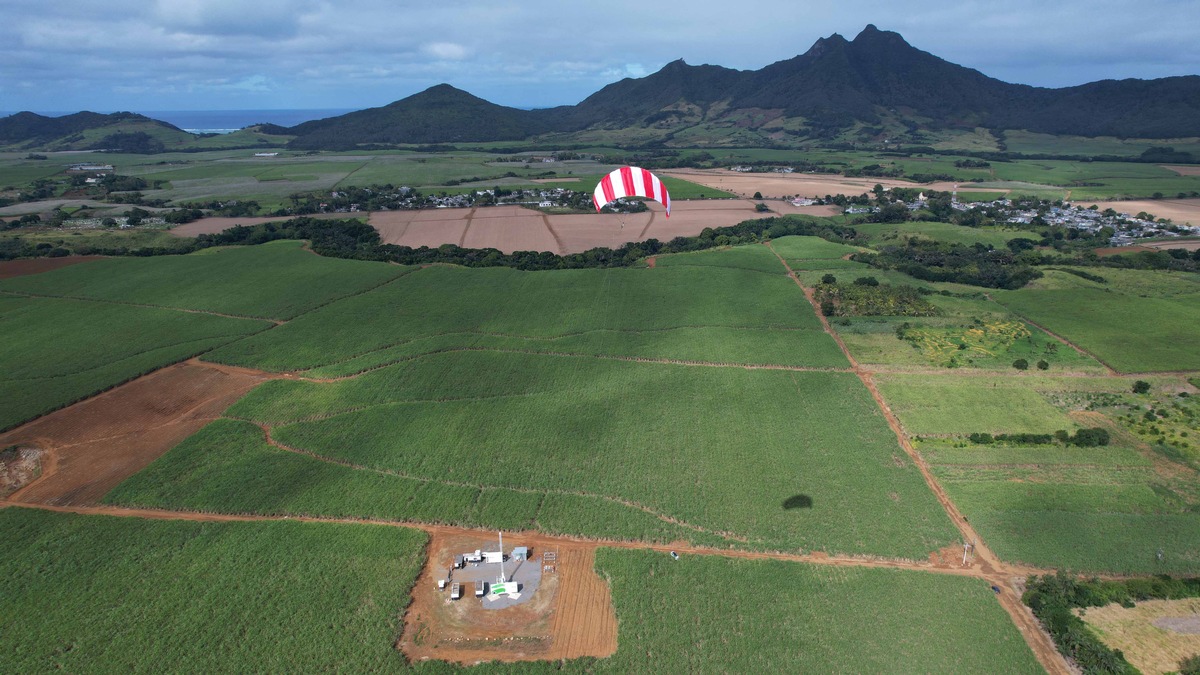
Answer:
2, 500, 1055, 579
293, 324, 825, 374
458, 207, 476, 247
290, 346, 851, 382
256, 423, 751, 544
0, 289, 284, 325
635, 210, 656, 241
540, 214, 567, 254
766, 241, 1071, 675
984, 293, 1120, 375
260, 262, 418, 325
3, 333, 258, 383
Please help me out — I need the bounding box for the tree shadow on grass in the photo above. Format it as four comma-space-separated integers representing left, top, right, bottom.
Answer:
782, 494, 813, 510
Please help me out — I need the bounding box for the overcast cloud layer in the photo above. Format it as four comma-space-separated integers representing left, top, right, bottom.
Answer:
2, 0, 1197, 112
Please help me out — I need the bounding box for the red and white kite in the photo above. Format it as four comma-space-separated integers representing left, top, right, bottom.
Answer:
592, 166, 671, 218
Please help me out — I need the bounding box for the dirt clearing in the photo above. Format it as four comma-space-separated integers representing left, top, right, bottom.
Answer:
0, 446, 42, 496
399, 530, 617, 665
1076, 198, 1200, 227
0, 256, 104, 279
1162, 165, 1200, 176
1079, 597, 1200, 674
1, 360, 271, 506
168, 213, 348, 237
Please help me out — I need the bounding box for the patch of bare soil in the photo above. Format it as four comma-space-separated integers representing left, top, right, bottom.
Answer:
1075, 198, 1200, 227
0, 446, 42, 496
1079, 598, 1200, 674
0, 256, 104, 279
399, 531, 616, 665
1161, 165, 1200, 176
0, 360, 271, 506
168, 213, 346, 237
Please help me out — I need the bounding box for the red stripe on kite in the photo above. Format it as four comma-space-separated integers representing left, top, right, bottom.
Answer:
600, 175, 616, 203
640, 168, 656, 201
619, 166, 635, 196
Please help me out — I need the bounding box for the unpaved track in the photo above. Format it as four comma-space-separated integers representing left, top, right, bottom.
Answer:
766, 241, 1070, 675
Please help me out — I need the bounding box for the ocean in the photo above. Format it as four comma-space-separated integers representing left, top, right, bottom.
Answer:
0, 109, 358, 134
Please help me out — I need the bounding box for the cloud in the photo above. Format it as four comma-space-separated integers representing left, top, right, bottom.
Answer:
422, 42, 469, 61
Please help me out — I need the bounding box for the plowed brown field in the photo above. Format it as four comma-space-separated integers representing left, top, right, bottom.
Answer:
0, 256, 104, 279
1, 360, 271, 506
368, 201, 797, 254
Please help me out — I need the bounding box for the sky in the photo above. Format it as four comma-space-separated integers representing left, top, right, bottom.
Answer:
2, 0, 1198, 113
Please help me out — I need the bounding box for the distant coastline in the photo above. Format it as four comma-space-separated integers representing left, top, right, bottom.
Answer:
0, 109, 358, 134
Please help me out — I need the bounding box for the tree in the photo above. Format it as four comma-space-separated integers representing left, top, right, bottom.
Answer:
753, 191, 762, 199
1132, 380, 1151, 394
1037, 360, 1049, 370
820, 299, 836, 316
853, 276, 879, 286
820, 274, 837, 285
754, 202, 769, 212
1012, 358, 1029, 370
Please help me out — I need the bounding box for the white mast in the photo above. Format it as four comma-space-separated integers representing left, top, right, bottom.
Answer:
498, 531, 506, 582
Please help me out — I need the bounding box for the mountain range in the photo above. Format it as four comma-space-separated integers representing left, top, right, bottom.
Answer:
4, 25, 1199, 151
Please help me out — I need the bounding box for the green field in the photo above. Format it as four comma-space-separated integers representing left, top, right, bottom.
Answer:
0, 508, 427, 673
0, 241, 409, 321
0, 295, 268, 430
591, 549, 1042, 673
205, 263, 847, 373
995, 269, 1200, 372
902, 374, 1200, 574
654, 243, 786, 274
768, 234, 866, 261
111, 351, 958, 558
876, 374, 1079, 435
852, 221, 1029, 248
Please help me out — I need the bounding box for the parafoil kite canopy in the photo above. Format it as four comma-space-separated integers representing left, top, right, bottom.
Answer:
593, 166, 671, 218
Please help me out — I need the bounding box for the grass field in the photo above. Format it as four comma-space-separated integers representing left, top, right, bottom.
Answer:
0, 295, 268, 430
876, 374, 1079, 436
768, 234, 866, 261
112, 352, 959, 557
852, 221, 1029, 248
205, 263, 847, 373
653, 243, 786, 274
0, 508, 426, 673
591, 549, 1043, 673
900, 374, 1200, 574
0, 241, 410, 321
995, 269, 1200, 372
830, 283, 1109, 372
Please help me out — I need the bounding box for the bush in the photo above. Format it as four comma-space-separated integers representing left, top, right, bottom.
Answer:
821, 274, 837, 285
1037, 360, 1050, 370
1180, 653, 1200, 675
853, 276, 880, 286
1013, 358, 1029, 370
1132, 380, 1151, 394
